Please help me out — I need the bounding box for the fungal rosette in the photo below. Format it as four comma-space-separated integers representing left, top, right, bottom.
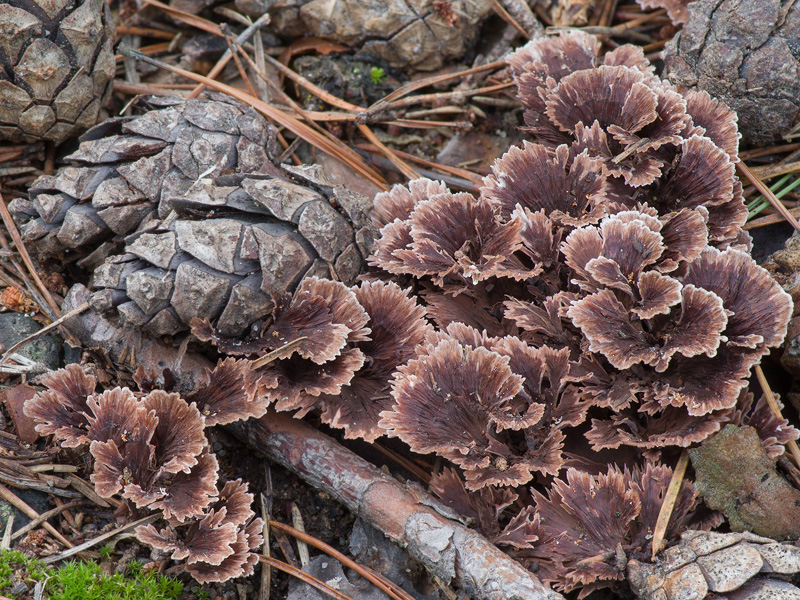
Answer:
373, 30, 792, 491
23, 361, 267, 583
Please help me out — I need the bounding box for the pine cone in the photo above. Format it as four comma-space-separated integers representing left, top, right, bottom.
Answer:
0, 0, 116, 143
11, 94, 374, 339
628, 530, 800, 600
88, 168, 374, 338
10, 94, 277, 259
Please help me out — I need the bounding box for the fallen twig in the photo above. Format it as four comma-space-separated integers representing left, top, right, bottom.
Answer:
42, 514, 160, 564
228, 411, 564, 600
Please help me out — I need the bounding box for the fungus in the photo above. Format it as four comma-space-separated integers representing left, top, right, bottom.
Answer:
429, 467, 538, 549
316, 280, 433, 442
23, 362, 265, 583
368, 30, 791, 493
524, 467, 642, 594
371, 178, 448, 229
380, 339, 534, 488
732, 391, 800, 459
481, 143, 609, 227
390, 190, 531, 285
136, 479, 263, 584
23, 364, 97, 447
185, 358, 268, 426
683, 90, 740, 162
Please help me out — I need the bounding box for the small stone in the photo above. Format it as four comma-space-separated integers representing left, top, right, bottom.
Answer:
0, 313, 61, 369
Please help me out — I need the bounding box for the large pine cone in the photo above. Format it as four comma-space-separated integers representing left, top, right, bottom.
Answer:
10, 94, 374, 339
0, 0, 115, 143
87, 167, 374, 338
10, 94, 276, 259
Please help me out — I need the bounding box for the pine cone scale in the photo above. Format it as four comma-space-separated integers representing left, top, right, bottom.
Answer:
0, 0, 115, 142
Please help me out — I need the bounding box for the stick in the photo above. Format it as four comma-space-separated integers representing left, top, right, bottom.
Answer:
42, 514, 160, 564
228, 411, 564, 600
650, 451, 689, 560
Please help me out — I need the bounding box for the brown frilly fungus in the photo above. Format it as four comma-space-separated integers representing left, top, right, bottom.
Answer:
368, 30, 792, 596
194, 276, 433, 442
23, 362, 266, 583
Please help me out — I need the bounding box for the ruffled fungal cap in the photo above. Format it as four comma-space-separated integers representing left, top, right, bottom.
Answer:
385, 191, 532, 285
23, 364, 97, 447
526, 467, 642, 593
482, 143, 609, 227
371, 178, 449, 229
546, 66, 658, 138
186, 358, 268, 426
508, 30, 600, 81
683, 90, 740, 162
89, 389, 215, 521
193, 277, 370, 362
136, 478, 263, 583
380, 338, 532, 489
317, 280, 433, 442
429, 467, 538, 549
585, 404, 731, 450
732, 391, 800, 459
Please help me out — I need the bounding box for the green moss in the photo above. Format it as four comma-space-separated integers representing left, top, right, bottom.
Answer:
0, 551, 188, 600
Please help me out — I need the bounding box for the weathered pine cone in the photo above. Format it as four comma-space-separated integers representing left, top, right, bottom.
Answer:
628, 530, 800, 600
0, 0, 115, 142
11, 94, 373, 338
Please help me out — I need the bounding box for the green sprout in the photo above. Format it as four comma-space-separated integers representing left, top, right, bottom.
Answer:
370, 66, 386, 84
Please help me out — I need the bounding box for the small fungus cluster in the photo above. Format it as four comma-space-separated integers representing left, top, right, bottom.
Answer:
24, 361, 266, 583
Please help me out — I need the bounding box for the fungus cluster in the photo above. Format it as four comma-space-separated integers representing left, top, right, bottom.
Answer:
193, 276, 432, 442
21, 31, 797, 597
24, 361, 265, 583
366, 31, 794, 593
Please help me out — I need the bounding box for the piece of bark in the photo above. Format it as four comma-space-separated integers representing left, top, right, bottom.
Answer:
690, 425, 800, 540
228, 411, 564, 600
2, 384, 39, 444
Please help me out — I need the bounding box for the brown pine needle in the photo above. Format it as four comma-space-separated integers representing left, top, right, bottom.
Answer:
651, 450, 689, 560
249, 337, 308, 370
142, 0, 221, 36
268, 520, 417, 600
755, 364, 800, 467
117, 47, 386, 189
366, 60, 507, 113
0, 192, 61, 319
357, 124, 420, 180
259, 555, 358, 600
259, 491, 272, 600
289, 503, 310, 567
737, 162, 800, 230
487, 0, 531, 38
